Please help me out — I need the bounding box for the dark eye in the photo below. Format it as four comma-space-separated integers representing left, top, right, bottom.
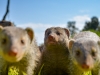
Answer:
76, 50, 80, 56
91, 47, 96, 57
91, 51, 96, 57
21, 39, 25, 45
56, 31, 60, 35
2, 38, 7, 45
47, 31, 51, 35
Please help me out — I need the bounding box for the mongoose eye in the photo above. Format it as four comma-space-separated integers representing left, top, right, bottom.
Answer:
21, 39, 25, 45
56, 31, 60, 35
47, 31, 51, 35
91, 47, 96, 57
91, 50, 96, 57
76, 50, 80, 56
2, 38, 7, 45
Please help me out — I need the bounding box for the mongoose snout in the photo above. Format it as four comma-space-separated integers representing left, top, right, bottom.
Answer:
8, 47, 18, 56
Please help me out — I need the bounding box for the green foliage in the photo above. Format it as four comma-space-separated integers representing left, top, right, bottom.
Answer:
8, 66, 26, 75
38, 64, 44, 75
8, 66, 19, 75
67, 21, 79, 36
82, 71, 92, 75
89, 29, 100, 36
82, 16, 99, 31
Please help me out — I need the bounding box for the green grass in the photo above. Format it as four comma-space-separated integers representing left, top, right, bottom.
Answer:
8, 66, 19, 75
8, 66, 26, 75
82, 71, 92, 75
38, 64, 44, 75
8, 65, 92, 75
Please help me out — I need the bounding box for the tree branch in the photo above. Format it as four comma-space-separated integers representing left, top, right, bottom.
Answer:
2, 0, 10, 21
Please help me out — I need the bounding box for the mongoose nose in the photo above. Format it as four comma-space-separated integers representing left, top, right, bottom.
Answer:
8, 49, 18, 56
48, 35, 55, 41
82, 64, 89, 69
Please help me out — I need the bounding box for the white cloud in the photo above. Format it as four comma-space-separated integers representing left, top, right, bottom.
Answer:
79, 10, 90, 13
69, 15, 91, 30
16, 23, 66, 45
99, 17, 100, 21
16, 15, 91, 44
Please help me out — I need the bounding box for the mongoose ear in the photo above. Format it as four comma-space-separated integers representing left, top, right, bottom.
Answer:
98, 40, 100, 46
64, 28, 70, 38
0, 26, 3, 31
45, 28, 49, 35
68, 39, 75, 50
25, 27, 34, 42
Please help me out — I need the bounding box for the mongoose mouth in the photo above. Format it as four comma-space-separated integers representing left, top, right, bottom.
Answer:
45, 38, 57, 45
6, 56, 23, 62
3, 53, 24, 62
47, 41, 57, 45
75, 63, 92, 71
49, 41, 56, 44
80, 64, 92, 71
81, 67, 91, 71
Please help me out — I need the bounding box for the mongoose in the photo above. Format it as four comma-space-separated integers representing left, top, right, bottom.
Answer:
40, 27, 71, 75
68, 31, 100, 75
0, 26, 41, 75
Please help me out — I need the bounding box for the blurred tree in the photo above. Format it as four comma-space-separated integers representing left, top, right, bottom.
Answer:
82, 16, 99, 31
91, 16, 99, 30
67, 21, 79, 37
96, 21, 100, 31
97, 26, 100, 31
83, 21, 91, 31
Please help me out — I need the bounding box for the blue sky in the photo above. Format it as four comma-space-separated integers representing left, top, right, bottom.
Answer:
0, 0, 100, 44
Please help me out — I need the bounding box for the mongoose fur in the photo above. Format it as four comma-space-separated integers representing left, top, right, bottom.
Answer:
68, 31, 100, 75
0, 26, 41, 75
40, 27, 71, 75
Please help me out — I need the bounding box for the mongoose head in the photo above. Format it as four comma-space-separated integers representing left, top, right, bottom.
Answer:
44, 27, 70, 47
68, 38, 100, 71
0, 26, 34, 62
